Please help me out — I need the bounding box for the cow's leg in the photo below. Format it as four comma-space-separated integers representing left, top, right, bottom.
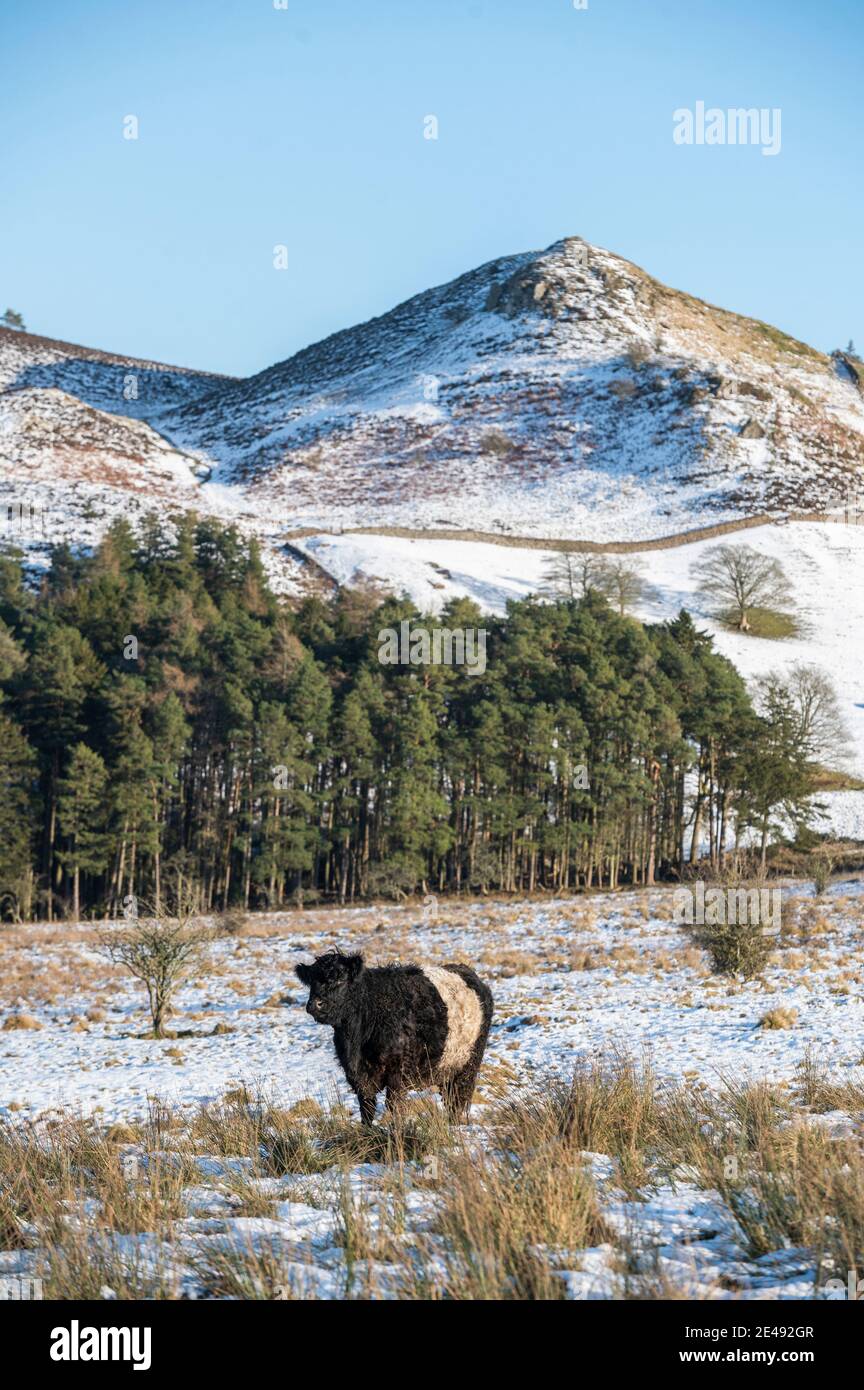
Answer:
441, 1065, 480, 1123
355, 1085, 377, 1126
342, 1061, 378, 1127
443, 983, 493, 1123
441, 1018, 491, 1123
384, 1083, 407, 1121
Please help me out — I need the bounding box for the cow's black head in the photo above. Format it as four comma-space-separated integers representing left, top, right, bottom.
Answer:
295, 951, 364, 1025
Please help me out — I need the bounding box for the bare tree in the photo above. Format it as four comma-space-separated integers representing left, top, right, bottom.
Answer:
99, 888, 213, 1037
541, 552, 598, 600
593, 557, 651, 616
691, 544, 790, 631
542, 553, 650, 614
755, 664, 850, 764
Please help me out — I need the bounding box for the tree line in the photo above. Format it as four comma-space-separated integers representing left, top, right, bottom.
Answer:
0, 516, 842, 921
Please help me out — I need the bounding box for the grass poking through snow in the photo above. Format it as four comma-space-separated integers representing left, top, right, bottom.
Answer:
1, 1055, 862, 1299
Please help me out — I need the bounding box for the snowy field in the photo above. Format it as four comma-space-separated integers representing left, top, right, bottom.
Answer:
3, 884, 864, 1120
2, 884, 864, 1300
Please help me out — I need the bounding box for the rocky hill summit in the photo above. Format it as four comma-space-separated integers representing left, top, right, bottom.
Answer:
157, 237, 864, 538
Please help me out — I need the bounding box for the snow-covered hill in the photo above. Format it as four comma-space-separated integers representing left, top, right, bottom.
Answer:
0, 325, 226, 419
0, 325, 227, 559
157, 236, 864, 539
0, 326, 309, 584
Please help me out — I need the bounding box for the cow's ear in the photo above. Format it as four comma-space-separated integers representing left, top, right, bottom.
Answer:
295, 963, 313, 985
346, 954, 364, 980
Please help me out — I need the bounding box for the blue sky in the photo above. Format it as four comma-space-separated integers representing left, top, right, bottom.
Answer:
2, 0, 861, 376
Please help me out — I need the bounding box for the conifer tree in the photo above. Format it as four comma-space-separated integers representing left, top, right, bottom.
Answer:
0, 715, 37, 920
57, 743, 111, 919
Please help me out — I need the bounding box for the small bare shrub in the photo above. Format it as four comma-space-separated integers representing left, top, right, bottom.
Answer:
99, 891, 213, 1038
811, 855, 835, 896
217, 908, 249, 937
479, 428, 514, 456
626, 341, 652, 370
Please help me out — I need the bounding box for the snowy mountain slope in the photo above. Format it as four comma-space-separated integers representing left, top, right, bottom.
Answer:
0, 386, 195, 555
159, 237, 864, 539
0, 325, 229, 506
0, 325, 226, 421
0, 326, 271, 576
0, 386, 202, 491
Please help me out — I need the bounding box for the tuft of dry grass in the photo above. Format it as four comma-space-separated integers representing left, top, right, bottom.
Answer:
188, 1240, 304, 1300
569, 946, 600, 971
783, 900, 835, 942
418, 1143, 605, 1299
795, 1047, 864, 1113
476, 947, 546, 978
759, 1007, 798, 1030
2, 1013, 44, 1030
